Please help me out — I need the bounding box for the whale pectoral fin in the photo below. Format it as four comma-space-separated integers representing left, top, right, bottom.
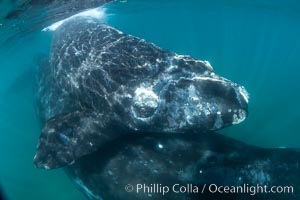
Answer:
33, 111, 120, 169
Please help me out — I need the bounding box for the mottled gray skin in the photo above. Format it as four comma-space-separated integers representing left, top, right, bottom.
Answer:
66, 132, 300, 200
34, 17, 248, 169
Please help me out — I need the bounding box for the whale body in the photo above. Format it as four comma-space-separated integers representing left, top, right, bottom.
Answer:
34, 16, 248, 169
66, 132, 300, 200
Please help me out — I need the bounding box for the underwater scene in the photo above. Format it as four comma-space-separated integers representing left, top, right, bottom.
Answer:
0, 0, 300, 199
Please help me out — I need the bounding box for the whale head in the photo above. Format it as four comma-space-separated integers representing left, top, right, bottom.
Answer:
131, 57, 249, 133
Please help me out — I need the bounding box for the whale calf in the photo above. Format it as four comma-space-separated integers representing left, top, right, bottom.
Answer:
34, 16, 248, 169
66, 132, 300, 200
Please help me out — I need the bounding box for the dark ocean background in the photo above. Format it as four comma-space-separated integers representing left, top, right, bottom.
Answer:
0, 0, 300, 199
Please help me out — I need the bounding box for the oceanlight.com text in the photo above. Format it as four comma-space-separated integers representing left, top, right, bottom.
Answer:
124, 183, 294, 196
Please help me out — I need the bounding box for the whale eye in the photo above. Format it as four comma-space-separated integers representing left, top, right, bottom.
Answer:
132, 87, 159, 119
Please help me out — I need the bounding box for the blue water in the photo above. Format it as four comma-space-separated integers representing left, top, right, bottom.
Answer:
0, 0, 300, 199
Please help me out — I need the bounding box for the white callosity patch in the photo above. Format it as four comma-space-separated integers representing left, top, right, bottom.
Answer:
184, 85, 202, 125
131, 87, 159, 120
164, 81, 224, 131
134, 87, 159, 109
238, 86, 249, 103
233, 85, 249, 107
232, 109, 247, 125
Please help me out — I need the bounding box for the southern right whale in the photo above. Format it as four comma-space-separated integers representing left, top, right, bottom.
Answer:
66, 132, 300, 200
34, 16, 248, 170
